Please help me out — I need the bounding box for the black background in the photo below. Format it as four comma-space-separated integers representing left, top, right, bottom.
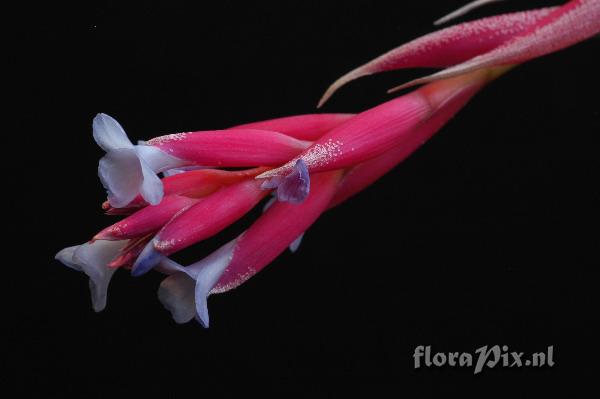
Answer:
8, 0, 599, 396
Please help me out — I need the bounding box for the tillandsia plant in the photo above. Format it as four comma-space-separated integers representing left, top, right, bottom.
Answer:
56, 0, 599, 327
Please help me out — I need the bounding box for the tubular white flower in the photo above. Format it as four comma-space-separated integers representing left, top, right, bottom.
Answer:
55, 240, 128, 312
157, 239, 238, 327
93, 113, 185, 207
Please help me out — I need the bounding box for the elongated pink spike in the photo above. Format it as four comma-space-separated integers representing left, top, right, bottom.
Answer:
391, 0, 600, 92
329, 69, 492, 208
152, 179, 270, 256
318, 7, 556, 107
231, 113, 355, 141
146, 129, 310, 167
94, 195, 198, 241
259, 68, 498, 184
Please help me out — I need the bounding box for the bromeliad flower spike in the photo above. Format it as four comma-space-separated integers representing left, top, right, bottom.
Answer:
56, 0, 599, 327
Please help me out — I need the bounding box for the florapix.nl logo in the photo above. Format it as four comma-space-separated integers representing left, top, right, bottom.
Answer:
413, 345, 555, 374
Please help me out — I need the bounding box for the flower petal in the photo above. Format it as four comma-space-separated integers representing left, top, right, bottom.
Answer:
138, 160, 164, 206
55, 246, 83, 272
272, 159, 311, 204
192, 240, 238, 327
92, 113, 134, 152
98, 148, 144, 208
56, 240, 128, 312
131, 240, 165, 276
156, 240, 238, 327
157, 272, 197, 324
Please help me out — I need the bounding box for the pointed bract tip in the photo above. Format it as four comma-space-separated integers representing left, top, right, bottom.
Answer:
317, 69, 367, 108
387, 79, 421, 94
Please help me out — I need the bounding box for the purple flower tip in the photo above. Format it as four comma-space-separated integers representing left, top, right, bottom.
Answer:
276, 159, 310, 204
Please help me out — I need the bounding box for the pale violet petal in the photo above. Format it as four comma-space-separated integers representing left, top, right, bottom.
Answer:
55, 246, 83, 272
138, 160, 164, 206
131, 239, 164, 276
158, 272, 197, 324
92, 113, 134, 152
155, 257, 187, 275
134, 145, 186, 174
98, 148, 143, 208
189, 239, 238, 328
276, 159, 310, 204
260, 176, 283, 190
59, 240, 128, 312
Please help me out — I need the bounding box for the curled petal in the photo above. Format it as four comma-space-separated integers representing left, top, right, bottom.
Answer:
158, 240, 238, 327
318, 7, 556, 106
261, 159, 310, 204
55, 240, 128, 312
157, 272, 197, 324
94, 114, 185, 207
93, 113, 133, 151
98, 148, 148, 208
138, 156, 165, 206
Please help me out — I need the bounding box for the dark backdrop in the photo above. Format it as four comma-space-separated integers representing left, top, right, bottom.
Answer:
9, 0, 598, 396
